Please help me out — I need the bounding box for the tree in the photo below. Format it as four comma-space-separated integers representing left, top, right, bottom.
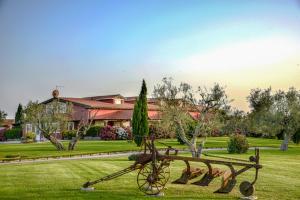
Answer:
15, 104, 23, 127
246, 87, 300, 151
24, 100, 72, 151
272, 88, 300, 150
0, 110, 7, 126
153, 77, 231, 157
132, 79, 149, 146
68, 111, 98, 150
221, 109, 247, 135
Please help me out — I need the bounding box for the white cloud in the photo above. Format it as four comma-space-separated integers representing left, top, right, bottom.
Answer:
176, 36, 300, 72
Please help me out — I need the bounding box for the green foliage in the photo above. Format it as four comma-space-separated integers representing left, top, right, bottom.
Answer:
86, 126, 102, 137
247, 87, 273, 113
4, 128, 22, 139
128, 153, 140, 161
292, 129, 300, 144
15, 104, 23, 127
227, 134, 249, 154
176, 119, 196, 144
23, 100, 73, 150
62, 130, 77, 140
24, 132, 36, 140
132, 79, 149, 146
21, 132, 36, 143
246, 87, 300, 150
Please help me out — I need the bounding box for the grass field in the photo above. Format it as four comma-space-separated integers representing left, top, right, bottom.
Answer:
0, 137, 283, 160
0, 146, 299, 200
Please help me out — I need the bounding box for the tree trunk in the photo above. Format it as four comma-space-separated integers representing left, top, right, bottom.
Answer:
280, 133, 289, 151
68, 136, 80, 150
43, 134, 65, 151
196, 140, 206, 158
190, 143, 197, 158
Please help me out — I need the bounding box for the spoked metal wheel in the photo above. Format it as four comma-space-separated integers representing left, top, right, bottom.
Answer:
137, 161, 170, 195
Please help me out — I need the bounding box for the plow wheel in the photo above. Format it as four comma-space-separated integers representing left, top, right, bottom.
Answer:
137, 162, 170, 195
239, 181, 255, 197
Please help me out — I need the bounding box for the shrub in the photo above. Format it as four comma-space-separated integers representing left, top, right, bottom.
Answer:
21, 131, 36, 143
292, 129, 300, 144
4, 128, 22, 139
227, 134, 249, 154
115, 127, 129, 140
62, 130, 77, 140
149, 124, 173, 139
128, 153, 140, 161
86, 126, 102, 137
24, 132, 36, 140
100, 125, 116, 140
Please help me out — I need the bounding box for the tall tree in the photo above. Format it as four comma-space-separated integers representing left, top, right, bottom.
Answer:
15, 104, 23, 127
24, 100, 72, 151
0, 110, 7, 126
154, 77, 231, 157
132, 79, 149, 146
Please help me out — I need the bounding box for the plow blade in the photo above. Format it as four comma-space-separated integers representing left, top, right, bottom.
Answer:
214, 179, 236, 193
214, 170, 236, 194
172, 167, 205, 184
192, 168, 224, 186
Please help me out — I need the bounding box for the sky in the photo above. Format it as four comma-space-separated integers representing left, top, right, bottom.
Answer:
0, 0, 300, 118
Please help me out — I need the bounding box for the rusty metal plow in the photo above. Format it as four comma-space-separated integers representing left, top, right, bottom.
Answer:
82, 137, 262, 197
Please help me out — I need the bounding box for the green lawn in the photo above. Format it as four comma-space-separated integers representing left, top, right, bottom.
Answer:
0, 137, 282, 160
0, 147, 299, 199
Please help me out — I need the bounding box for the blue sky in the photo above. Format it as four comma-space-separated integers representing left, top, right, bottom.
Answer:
1, 0, 300, 117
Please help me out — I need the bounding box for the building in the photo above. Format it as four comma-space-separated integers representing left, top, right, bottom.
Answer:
25, 90, 200, 141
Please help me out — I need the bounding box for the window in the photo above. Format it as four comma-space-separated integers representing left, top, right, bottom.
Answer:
67, 122, 74, 130
59, 103, 67, 113
26, 124, 32, 133
114, 99, 123, 104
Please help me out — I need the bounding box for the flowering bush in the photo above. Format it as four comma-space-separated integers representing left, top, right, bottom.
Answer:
115, 127, 129, 140
124, 126, 132, 140
100, 125, 116, 140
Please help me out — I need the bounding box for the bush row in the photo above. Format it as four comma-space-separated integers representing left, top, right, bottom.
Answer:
61, 125, 132, 140
4, 128, 22, 139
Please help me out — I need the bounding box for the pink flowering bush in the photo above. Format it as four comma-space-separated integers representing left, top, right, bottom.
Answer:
100, 125, 116, 140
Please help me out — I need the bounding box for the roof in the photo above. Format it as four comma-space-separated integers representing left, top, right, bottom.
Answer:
124, 96, 157, 103
60, 97, 159, 111
83, 94, 124, 100
1, 119, 15, 126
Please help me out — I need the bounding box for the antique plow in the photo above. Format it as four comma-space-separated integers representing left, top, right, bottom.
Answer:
82, 136, 262, 197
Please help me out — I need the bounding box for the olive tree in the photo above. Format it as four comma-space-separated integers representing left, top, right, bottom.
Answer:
24, 100, 72, 151
153, 77, 231, 157
247, 87, 300, 151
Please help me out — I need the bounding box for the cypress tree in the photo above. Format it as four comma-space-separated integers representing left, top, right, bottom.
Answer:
132, 79, 149, 146
15, 104, 23, 127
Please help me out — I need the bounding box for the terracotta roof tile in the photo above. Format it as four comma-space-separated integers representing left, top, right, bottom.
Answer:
61, 97, 159, 110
